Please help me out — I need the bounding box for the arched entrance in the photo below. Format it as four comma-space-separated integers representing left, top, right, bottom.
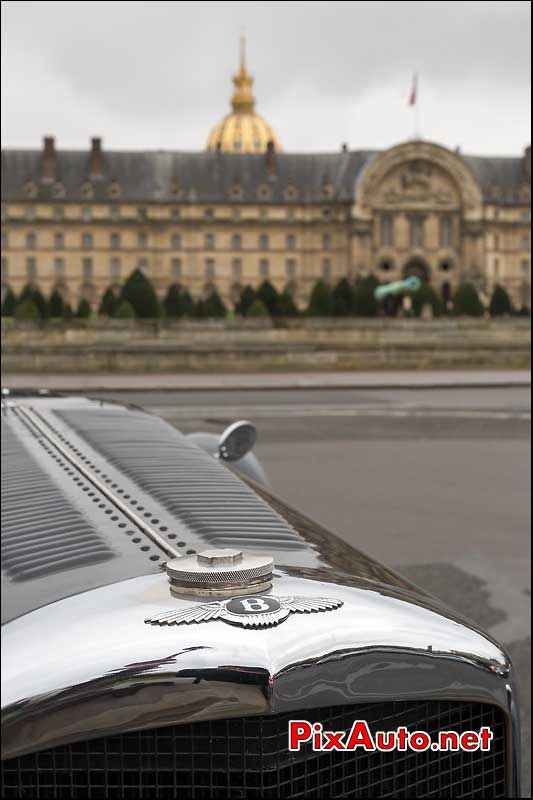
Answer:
403, 258, 430, 283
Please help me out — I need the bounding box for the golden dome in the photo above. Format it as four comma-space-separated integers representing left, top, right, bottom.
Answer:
207, 37, 281, 154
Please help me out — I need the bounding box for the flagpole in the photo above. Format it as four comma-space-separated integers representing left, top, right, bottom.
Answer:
414, 73, 420, 139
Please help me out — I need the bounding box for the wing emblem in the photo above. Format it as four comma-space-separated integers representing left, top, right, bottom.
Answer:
145, 595, 343, 629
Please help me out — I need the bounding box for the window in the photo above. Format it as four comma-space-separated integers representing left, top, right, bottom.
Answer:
1, 232, 7, 249
494, 234, 500, 250
259, 208, 268, 221
171, 258, 182, 280
26, 257, 37, 279
521, 235, 531, 250
1, 258, 8, 279
205, 259, 215, 279
25, 207, 36, 221
322, 208, 331, 218
138, 232, 148, 248
171, 233, 181, 249
287, 209, 296, 221
286, 258, 296, 278
286, 234, 296, 250
137, 208, 147, 221
171, 208, 180, 221
81, 207, 92, 222
110, 258, 121, 281
54, 232, 64, 249
322, 233, 332, 250
204, 208, 214, 221
232, 208, 241, 221
54, 258, 65, 279
380, 215, 393, 247
322, 258, 331, 281
521, 259, 530, 274
410, 216, 425, 247
53, 206, 64, 221
109, 205, 121, 221
380, 260, 393, 272
110, 232, 120, 249
82, 258, 93, 280
232, 258, 242, 278
82, 232, 93, 249
439, 260, 452, 272
440, 215, 453, 247
259, 234, 269, 250
232, 234, 242, 250
259, 259, 269, 278
1, 206, 7, 222
494, 258, 500, 276
205, 233, 215, 250
26, 232, 36, 249
138, 257, 148, 273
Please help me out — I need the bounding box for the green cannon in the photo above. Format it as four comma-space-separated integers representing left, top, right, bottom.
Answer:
374, 275, 421, 301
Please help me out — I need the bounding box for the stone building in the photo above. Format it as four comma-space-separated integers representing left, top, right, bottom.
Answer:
1, 43, 531, 311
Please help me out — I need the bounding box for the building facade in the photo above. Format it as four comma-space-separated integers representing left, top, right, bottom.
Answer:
1, 46, 531, 310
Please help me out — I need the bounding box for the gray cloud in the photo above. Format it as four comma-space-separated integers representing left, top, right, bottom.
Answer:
1, 0, 531, 154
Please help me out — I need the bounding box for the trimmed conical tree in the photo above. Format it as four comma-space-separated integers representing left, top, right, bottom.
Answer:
307, 279, 334, 316
19, 285, 47, 318
489, 284, 513, 316
332, 278, 355, 316
47, 289, 65, 319
99, 286, 118, 317
452, 282, 484, 317
14, 298, 40, 321
205, 290, 227, 318
76, 298, 92, 319
180, 290, 194, 317
163, 284, 182, 319
63, 303, 73, 321
119, 269, 160, 318
411, 284, 444, 317
353, 275, 379, 317
114, 300, 135, 319
192, 298, 208, 319
279, 287, 299, 316
246, 298, 270, 317
256, 280, 281, 316
1, 288, 17, 317
236, 285, 256, 315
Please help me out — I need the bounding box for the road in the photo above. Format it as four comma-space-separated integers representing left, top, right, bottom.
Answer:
89, 384, 531, 795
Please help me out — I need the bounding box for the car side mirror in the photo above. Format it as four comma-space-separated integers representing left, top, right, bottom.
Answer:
217, 421, 257, 462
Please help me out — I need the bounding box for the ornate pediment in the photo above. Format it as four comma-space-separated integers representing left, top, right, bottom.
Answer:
376, 160, 459, 208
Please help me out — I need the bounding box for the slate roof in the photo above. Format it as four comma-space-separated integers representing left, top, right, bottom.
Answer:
1, 147, 529, 205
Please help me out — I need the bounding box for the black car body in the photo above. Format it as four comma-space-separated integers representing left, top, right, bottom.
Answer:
0, 394, 520, 797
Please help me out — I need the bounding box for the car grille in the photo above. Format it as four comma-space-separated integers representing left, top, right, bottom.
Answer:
1, 701, 506, 798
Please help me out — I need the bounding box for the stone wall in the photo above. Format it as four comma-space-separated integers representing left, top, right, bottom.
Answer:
1, 318, 530, 373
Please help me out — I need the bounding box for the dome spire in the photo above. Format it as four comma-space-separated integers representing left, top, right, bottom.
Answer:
231, 34, 255, 114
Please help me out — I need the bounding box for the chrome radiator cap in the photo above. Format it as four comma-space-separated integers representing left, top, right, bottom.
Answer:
166, 548, 274, 598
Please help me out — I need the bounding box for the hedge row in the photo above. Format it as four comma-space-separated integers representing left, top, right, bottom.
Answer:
1, 270, 525, 320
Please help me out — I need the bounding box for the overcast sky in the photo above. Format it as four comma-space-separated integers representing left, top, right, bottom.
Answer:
1, 0, 531, 155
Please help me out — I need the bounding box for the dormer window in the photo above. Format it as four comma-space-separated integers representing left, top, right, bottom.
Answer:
23, 181, 38, 198
80, 182, 94, 199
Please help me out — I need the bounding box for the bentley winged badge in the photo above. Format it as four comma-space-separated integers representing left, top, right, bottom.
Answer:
145, 595, 343, 629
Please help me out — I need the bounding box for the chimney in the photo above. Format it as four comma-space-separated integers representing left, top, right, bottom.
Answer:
89, 137, 104, 179
265, 139, 275, 171
341, 143, 348, 153
41, 136, 56, 182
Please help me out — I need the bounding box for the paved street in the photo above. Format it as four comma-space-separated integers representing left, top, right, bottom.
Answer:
87, 384, 531, 794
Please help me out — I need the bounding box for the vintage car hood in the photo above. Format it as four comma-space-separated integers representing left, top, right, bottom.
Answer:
0, 395, 517, 770
2, 394, 424, 625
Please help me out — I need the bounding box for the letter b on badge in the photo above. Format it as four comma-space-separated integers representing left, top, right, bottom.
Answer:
225, 595, 281, 616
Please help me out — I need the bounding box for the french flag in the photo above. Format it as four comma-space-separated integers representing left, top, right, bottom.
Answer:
409, 73, 418, 106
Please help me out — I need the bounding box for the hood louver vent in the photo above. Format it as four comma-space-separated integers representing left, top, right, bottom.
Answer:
1, 421, 114, 582
57, 409, 308, 552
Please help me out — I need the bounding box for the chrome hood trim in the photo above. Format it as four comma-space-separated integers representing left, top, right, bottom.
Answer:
1, 567, 518, 786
